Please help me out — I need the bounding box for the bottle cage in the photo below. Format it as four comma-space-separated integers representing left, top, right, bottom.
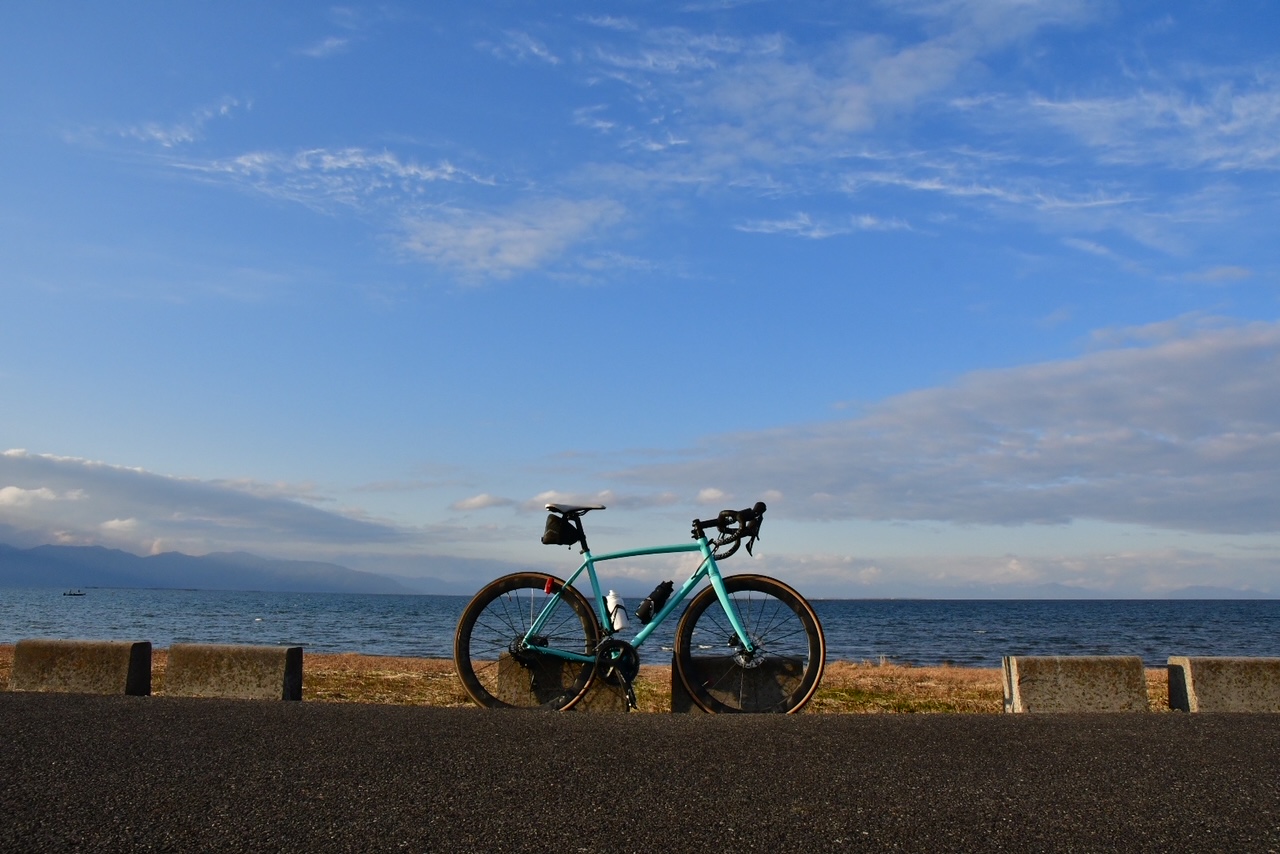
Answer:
691, 501, 766, 560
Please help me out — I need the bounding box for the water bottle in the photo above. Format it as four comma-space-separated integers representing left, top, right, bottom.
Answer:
636, 580, 674, 625
605, 590, 629, 632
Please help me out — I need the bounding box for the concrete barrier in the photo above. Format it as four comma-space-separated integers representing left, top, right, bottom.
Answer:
164, 644, 303, 701
9, 638, 152, 696
496, 653, 627, 711
671, 655, 805, 713
1168, 656, 1280, 713
1002, 655, 1147, 713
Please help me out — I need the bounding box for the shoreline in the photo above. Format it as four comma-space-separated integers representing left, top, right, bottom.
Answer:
0, 644, 1172, 712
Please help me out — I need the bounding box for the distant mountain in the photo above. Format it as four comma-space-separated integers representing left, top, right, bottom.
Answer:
1165, 585, 1273, 600
0, 543, 412, 594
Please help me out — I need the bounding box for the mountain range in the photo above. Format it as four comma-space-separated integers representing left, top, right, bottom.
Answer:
0, 543, 417, 594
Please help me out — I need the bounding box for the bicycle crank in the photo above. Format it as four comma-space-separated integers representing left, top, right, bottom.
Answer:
596, 638, 641, 709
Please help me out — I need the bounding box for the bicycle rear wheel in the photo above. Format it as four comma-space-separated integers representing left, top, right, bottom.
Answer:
674, 574, 825, 713
454, 572, 601, 710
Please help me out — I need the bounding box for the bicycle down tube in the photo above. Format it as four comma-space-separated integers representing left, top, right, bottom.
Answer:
520, 538, 756, 662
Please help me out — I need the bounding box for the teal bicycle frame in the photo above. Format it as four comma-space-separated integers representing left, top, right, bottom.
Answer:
521, 535, 754, 664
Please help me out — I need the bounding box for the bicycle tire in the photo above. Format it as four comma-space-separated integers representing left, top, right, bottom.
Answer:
454, 572, 601, 710
674, 574, 825, 713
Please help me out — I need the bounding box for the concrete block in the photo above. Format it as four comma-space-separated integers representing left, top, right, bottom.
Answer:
9, 638, 152, 696
1168, 657, 1280, 713
1002, 655, 1147, 713
671, 654, 805, 713
496, 653, 627, 711
164, 644, 303, 701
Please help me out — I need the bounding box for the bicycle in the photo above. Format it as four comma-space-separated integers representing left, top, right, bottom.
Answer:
453, 501, 826, 713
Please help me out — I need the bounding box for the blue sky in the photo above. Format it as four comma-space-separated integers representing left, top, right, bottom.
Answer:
3, 1, 1279, 597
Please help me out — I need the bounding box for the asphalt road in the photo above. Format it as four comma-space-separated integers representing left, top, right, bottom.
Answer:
2, 693, 1278, 853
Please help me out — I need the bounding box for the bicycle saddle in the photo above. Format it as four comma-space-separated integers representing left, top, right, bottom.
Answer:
545, 503, 606, 515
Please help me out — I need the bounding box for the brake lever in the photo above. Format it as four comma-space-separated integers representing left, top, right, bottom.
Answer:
742, 501, 765, 555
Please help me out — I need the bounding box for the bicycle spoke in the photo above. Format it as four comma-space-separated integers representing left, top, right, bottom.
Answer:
675, 575, 825, 713
454, 574, 600, 709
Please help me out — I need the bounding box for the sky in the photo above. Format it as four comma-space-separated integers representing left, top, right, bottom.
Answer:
2, 1, 1279, 598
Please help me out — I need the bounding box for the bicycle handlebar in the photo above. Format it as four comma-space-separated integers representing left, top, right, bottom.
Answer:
692, 501, 767, 559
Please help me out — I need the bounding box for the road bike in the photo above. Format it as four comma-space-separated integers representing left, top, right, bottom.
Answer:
453, 501, 825, 713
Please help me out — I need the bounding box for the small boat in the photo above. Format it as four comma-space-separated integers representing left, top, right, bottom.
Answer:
62, 589, 86, 597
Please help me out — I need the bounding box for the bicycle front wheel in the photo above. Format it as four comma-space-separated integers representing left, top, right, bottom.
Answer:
674, 574, 825, 713
454, 572, 601, 710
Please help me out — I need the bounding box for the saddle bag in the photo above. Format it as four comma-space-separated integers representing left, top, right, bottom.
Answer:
541, 513, 580, 547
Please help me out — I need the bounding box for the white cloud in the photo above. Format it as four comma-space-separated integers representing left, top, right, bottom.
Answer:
0, 486, 61, 507
522, 489, 680, 513
615, 318, 1280, 534
451, 493, 516, 512
0, 451, 408, 557
400, 198, 625, 280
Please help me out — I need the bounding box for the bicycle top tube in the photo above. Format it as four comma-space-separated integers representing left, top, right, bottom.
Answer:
586, 541, 704, 562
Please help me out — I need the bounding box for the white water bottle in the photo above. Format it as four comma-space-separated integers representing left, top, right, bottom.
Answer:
605, 590, 629, 632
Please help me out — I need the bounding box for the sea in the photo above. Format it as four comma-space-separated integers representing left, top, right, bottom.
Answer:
2, 587, 1278, 668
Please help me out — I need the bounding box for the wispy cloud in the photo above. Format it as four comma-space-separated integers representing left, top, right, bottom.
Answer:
1029, 81, 1280, 171
400, 197, 625, 280
298, 36, 350, 58
736, 212, 910, 238
613, 318, 1280, 534
486, 30, 561, 65
1186, 265, 1253, 284
581, 15, 639, 32
117, 97, 246, 148
180, 147, 492, 213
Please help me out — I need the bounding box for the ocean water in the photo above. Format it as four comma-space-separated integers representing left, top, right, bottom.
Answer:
2, 587, 1278, 667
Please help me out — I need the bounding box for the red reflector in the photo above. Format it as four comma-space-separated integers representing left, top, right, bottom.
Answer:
544, 578, 554, 594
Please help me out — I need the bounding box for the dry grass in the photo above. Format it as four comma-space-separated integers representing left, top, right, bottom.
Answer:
301, 653, 475, 706
1, 645, 1171, 713
810, 661, 1004, 714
